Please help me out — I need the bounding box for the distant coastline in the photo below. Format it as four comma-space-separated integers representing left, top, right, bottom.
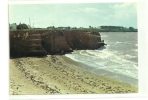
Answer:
33, 28, 138, 32
9, 23, 138, 32
33, 26, 138, 32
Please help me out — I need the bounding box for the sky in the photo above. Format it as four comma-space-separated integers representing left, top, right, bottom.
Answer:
9, 2, 137, 28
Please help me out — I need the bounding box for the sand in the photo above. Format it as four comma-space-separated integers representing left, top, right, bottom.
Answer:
10, 55, 138, 94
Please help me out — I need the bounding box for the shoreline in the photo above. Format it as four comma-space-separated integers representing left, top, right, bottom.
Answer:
63, 55, 138, 87
10, 55, 138, 94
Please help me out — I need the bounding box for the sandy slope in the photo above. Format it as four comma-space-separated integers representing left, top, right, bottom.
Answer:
10, 55, 138, 94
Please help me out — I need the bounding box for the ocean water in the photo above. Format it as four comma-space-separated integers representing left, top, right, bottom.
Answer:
65, 32, 138, 86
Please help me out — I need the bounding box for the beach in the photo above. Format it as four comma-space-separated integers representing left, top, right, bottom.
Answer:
10, 55, 138, 94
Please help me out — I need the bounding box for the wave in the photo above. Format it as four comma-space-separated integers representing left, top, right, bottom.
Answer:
65, 49, 138, 79
124, 54, 137, 59
116, 41, 122, 44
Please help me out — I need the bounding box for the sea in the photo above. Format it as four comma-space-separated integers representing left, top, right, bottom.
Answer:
65, 32, 138, 87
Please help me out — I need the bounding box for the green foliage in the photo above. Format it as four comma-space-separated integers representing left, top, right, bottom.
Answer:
17, 24, 29, 30
129, 27, 134, 31
98, 26, 137, 32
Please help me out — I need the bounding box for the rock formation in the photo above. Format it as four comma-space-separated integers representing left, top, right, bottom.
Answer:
63, 30, 103, 50
10, 30, 105, 57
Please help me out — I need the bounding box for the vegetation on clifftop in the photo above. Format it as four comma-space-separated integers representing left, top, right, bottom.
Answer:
9, 22, 137, 32
17, 23, 29, 30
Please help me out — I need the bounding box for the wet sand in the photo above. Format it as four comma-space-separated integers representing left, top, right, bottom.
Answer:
71, 60, 138, 87
10, 55, 138, 94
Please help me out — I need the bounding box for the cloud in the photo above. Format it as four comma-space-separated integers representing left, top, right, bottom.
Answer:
72, 7, 99, 13
111, 2, 137, 19
83, 7, 99, 12
103, 2, 137, 20
9, 3, 137, 28
100, 2, 137, 28
113, 2, 137, 10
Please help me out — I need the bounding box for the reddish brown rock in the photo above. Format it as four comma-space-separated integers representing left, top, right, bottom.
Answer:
40, 30, 73, 54
10, 30, 105, 57
63, 30, 102, 49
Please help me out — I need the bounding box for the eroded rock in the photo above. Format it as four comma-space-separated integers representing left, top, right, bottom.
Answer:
10, 30, 105, 57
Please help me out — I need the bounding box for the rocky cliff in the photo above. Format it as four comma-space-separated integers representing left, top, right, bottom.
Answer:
40, 30, 73, 54
63, 30, 102, 50
10, 30, 105, 57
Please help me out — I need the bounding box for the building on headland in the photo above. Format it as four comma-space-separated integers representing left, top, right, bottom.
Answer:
9, 23, 17, 30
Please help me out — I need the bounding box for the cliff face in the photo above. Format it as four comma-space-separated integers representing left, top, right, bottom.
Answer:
10, 30, 47, 57
10, 30, 105, 57
40, 30, 73, 54
63, 30, 102, 50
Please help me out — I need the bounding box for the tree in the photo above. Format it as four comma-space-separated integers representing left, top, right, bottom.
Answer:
17, 23, 29, 30
129, 27, 134, 31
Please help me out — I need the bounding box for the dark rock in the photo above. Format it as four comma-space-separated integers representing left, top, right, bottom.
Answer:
10, 30, 105, 57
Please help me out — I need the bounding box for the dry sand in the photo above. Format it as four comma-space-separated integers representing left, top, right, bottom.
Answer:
10, 55, 138, 94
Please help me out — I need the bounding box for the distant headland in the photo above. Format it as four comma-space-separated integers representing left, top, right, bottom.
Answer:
9, 23, 138, 32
